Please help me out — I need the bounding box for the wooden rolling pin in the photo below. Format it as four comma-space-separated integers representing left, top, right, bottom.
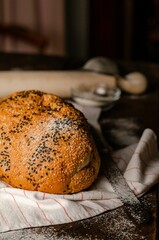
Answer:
0, 71, 116, 98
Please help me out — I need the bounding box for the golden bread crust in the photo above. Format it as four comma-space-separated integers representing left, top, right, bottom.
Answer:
0, 90, 100, 194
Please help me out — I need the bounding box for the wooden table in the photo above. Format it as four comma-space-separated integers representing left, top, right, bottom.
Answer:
0, 52, 158, 239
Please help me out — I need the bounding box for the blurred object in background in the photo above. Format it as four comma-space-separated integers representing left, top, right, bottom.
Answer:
65, 0, 90, 59
0, 24, 48, 54
0, 0, 65, 55
0, 0, 159, 62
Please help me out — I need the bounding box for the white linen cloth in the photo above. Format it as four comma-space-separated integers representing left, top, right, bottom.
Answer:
0, 128, 159, 233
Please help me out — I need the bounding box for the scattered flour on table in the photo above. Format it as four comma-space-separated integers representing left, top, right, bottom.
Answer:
0, 206, 150, 240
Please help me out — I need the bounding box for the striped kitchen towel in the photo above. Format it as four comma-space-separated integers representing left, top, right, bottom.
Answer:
0, 128, 159, 232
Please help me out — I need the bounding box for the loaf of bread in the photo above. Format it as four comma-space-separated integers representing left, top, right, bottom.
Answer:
0, 90, 100, 194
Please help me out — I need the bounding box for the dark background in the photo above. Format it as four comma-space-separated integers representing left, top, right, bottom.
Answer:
65, 0, 159, 62
0, 0, 159, 63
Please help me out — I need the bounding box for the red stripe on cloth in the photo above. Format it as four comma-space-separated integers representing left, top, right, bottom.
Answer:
81, 192, 83, 200
144, 172, 159, 176
133, 152, 159, 168
125, 166, 159, 176
52, 198, 73, 222
100, 192, 104, 200
129, 181, 139, 195
36, 201, 53, 225
42, 193, 45, 200
23, 190, 53, 225
81, 204, 96, 217
125, 166, 141, 172
4, 189, 32, 227
23, 190, 28, 198
127, 179, 150, 187
0, 210, 11, 230
140, 140, 152, 157
94, 202, 110, 211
